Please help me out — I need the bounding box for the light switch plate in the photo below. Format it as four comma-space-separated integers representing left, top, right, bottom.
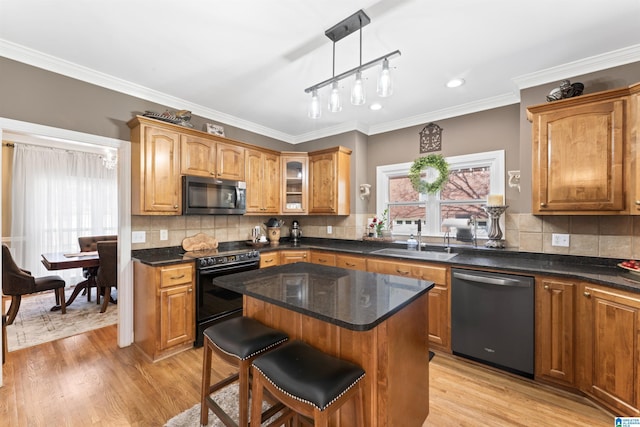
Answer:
327, 225, 333, 234
132, 231, 146, 243
160, 229, 168, 241
551, 233, 570, 247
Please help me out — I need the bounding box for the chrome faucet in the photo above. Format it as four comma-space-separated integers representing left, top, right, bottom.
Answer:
443, 231, 451, 253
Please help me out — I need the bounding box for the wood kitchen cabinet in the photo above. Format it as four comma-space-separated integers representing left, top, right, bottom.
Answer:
180, 134, 245, 181
281, 153, 308, 214
245, 148, 280, 214
527, 84, 638, 215
629, 83, 640, 214
367, 257, 450, 352
133, 261, 195, 362
130, 119, 182, 215
280, 250, 308, 264
309, 250, 336, 266
259, 251, 280, 268
577, 283, 640, 416
335, 253, 367, 271
535, 277, 576, 387
308, 146, 351, 215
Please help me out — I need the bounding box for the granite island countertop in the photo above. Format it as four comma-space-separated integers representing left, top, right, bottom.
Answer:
131, 237, 640, 294
211, 262, 434, 331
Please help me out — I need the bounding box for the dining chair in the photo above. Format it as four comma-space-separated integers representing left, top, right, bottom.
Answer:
2, 244, 67, 325
95, 240, 117, 313
77, 235, 117, 303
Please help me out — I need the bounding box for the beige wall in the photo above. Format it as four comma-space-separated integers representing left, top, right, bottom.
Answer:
4, 56, 640, 258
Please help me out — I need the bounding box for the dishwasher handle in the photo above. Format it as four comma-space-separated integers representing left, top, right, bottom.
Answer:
453, 271, 531, 288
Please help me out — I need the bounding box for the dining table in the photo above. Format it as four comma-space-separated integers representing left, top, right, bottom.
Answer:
41, 251, 100, 310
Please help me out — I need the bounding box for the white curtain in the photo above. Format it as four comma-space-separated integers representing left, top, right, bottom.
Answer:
10, 144, 118, 284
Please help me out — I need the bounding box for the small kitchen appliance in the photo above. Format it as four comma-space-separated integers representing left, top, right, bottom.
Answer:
291, 220, 302, 243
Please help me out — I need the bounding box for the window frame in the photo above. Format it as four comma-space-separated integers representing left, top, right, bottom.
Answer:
376, 149, 505, 237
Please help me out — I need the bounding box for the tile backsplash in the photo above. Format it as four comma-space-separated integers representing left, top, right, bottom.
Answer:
131, 213, 640, 260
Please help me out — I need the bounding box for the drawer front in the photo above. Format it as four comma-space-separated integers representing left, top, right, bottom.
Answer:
160, 264, 193, 288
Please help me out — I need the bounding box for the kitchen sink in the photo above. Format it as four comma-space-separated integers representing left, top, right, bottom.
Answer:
370, 248, 458, 261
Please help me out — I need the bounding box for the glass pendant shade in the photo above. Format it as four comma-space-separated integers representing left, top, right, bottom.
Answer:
308, 89, 321, 119
377, 58, 393, 97
350, 71, 366, 105
328, 81, 342, 113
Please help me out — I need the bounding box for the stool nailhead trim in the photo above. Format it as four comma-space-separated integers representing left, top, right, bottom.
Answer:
254, 365, 365, 411
210, 337, 289, 361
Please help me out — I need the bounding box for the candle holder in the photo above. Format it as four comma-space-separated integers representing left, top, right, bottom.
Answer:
482, 205, 508, 248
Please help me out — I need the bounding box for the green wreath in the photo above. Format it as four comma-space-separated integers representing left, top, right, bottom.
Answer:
409, 154, 449, 194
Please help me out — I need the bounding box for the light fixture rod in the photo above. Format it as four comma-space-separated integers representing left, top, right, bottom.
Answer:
304, 49, 401, 93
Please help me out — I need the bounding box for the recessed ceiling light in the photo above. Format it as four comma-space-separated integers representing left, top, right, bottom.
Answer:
370, 103, 382, 111
446, 78, 465, 88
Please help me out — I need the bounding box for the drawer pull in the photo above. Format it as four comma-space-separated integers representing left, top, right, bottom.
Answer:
346, 262, 356, 267
170, 274, 186, 280
265, 259, 273, 263
395, 269, 410, 276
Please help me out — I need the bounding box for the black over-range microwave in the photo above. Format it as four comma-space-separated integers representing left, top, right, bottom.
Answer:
182, 175, 246, 215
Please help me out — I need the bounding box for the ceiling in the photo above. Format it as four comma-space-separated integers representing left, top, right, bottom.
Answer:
1, 0, 640, 144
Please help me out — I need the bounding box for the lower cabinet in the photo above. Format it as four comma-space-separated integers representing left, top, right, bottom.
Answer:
577, 283, 640, 416
259, 251, 280, 268
366, 257, 450, 352
133, 261, 195, 362
280, 250, 308, 264
535, 277, 576, 387
335, 253, 367, 271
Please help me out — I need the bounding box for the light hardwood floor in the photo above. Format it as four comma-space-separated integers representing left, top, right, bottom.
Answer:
1, 325, 613, 426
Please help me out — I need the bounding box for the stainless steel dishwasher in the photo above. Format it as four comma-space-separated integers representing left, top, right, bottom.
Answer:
451, 268, 534, 378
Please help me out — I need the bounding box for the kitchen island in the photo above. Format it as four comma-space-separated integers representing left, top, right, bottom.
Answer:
213, 262, 435, 427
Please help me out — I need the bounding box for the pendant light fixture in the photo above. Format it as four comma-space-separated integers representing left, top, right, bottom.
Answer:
304, 9, 400, 118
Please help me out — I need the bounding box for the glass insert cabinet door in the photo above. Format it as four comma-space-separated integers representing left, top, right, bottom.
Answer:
281, 154, 308, 213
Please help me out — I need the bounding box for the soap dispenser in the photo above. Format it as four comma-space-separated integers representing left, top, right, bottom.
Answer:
407, 234, 418, 251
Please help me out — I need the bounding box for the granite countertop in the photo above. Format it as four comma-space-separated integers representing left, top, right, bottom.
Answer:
211, 262, 434, 331
131, 237, 640, 294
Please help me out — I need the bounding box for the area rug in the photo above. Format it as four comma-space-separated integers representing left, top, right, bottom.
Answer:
4, 286, 117, 351
165, 384, 282, 427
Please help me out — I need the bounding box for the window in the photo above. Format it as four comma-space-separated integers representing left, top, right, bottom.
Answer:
376, 150, 505, 239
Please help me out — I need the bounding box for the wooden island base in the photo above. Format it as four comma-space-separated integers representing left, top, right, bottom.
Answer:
245, 293, 430, 427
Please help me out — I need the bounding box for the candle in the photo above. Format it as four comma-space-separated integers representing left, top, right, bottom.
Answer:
487, 194, 504, 206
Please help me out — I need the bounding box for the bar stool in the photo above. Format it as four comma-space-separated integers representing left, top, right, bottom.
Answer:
200, 316, 289, 427
250, 340, 366, 427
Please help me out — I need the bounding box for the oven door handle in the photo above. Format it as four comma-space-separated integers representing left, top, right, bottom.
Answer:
199, 261, 259, 275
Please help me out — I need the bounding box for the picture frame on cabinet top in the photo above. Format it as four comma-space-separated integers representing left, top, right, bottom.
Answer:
205, 123, 225, 137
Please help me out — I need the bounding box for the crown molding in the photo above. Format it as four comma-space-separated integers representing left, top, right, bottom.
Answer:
3, 39, 639, 144
0, 39, 297, 144
368, 93, 520, 136
513, 44, 640, 90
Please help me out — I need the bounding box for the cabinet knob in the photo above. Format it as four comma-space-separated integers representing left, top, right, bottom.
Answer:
174, 205, 178, 209
544, 285, 550, 290
635, 200, 640, 206
188, 288, 193, 293
583, 291, 591, 298
540, 202, 547, 208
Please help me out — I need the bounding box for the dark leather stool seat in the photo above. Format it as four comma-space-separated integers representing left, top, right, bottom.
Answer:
200, 316, 288, 427
251, 340, 366, 426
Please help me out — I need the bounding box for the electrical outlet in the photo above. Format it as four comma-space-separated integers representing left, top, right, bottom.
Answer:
551, 233, 570, 247
327, 225, 333, 234
132, 231, 146, 243
160, 229, 168, 241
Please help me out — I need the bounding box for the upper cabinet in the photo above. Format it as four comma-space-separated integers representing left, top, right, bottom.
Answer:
245, 147, 280, 214
281, 152, 308, 214
130, 119, 182, 215
181, 134, 245, 181
308, 146, 352, 215
129, 116, 352, 216
527, 82, 639, 215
